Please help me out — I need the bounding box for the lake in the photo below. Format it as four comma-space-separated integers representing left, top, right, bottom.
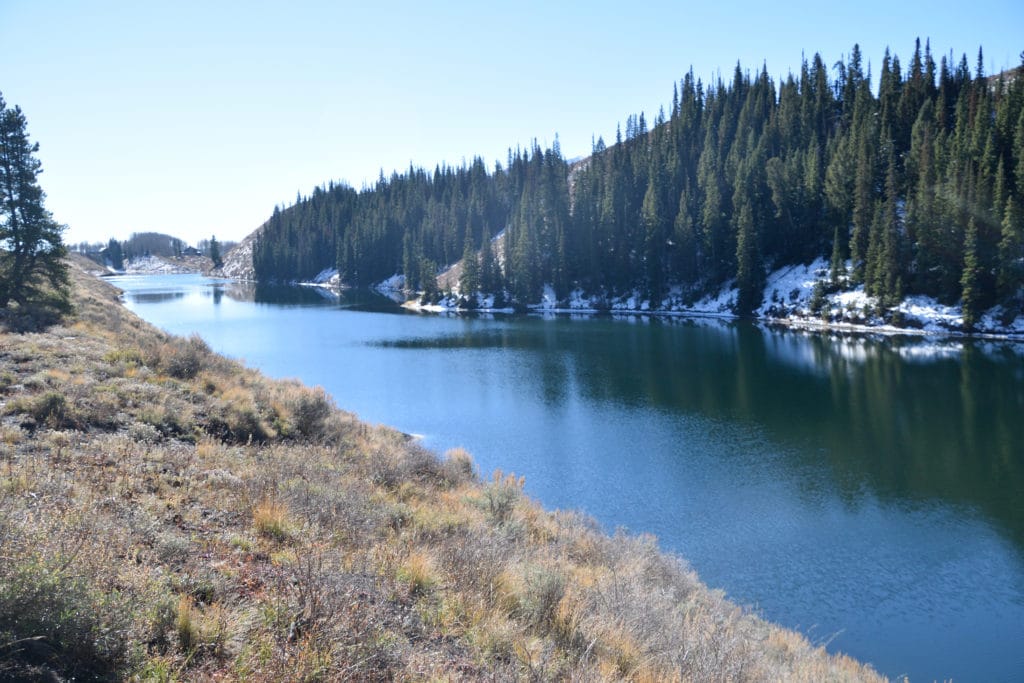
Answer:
112, 274, 1024, 682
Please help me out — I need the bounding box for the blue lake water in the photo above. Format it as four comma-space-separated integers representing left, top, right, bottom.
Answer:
113, 274, 1024, 682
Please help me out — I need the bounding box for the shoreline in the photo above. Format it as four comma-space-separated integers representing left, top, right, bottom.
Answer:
400, 297, 1024, 343
105, 263, 1024, 343
115, 251, 1024, 342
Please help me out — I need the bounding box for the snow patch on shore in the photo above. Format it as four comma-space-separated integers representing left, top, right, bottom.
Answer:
124, 255, 195, 275
311, 267, 339, 285
898, 297, 963, 332
296, 267, 341, 291
373, 274, 406, 292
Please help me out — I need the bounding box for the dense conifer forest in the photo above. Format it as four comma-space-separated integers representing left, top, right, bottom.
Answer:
252, 41, 1024, 323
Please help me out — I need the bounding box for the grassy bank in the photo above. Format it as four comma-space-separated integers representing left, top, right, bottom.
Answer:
0, 258, 886, 681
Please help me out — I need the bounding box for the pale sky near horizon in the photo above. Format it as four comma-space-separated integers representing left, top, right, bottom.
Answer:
1, 1, 1021, 247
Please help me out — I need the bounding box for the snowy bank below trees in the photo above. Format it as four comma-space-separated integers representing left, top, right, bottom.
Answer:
395, 259, 1024, 340
302, 267, 343, 289
122, 255, 202, 275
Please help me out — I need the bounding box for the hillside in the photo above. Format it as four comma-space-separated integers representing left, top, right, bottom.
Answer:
0, 257, 884, 681
246, 42, 1024, 335
122, 254, 217, 276
221, 230, 258, 281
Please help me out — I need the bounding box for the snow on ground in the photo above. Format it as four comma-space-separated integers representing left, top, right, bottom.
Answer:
757, 259, 830, 317
534, 285, 558, 310
685, 282, 738, 316
832, 288, 872, 314
297, 267, 341, 291
124, 255, 196, 275
898, 296, 963, 332
979, 307, 1024, 336
369, 274, 409, 303
748, 258, 1024, 339
221, 232, 256, 280
373, 274, 406, 292
311, 267, 339, 285
394, 257, 1024, 340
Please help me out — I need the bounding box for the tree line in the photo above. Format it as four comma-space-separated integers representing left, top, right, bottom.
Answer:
71, 233, 232, 271
252, 41, 1024, 323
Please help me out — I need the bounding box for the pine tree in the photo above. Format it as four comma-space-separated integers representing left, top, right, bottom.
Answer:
0, 93, 70, 312
697, 125, 730, 281
1015, 108, 1024, 199
849, 128, 876, 281
961, 217, 982, 328
103, 238, 124, 271
871, 149, 904, 309
997, 196, 1023, 301
829, 225, 846, 282
458, 233, 479, 301
209, 235, 223, 269
907, 100, 943, 294
734, 199, 764, 313
864, 201, 884, 298
419, 257, 438, 301
641, 164, 669, 301
672, 184, 699, 283
478, 229, 500, 294
824, 132, 855, 244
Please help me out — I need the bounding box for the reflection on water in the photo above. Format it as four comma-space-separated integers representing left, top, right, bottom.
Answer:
124, 290, 186, 304
112, 274, 1024, 682
120, 277, 406, 311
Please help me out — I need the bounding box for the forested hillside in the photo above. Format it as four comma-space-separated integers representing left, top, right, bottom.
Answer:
252, 41, 1024, 325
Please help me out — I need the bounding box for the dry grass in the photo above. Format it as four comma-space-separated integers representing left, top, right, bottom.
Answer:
253, 498, 291, 541
0, 258, 890, 681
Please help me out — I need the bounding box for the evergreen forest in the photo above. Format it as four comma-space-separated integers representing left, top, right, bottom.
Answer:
252, 41, 1024, 324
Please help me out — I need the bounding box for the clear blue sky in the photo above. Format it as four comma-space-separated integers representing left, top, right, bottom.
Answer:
2, 0, 1021, 246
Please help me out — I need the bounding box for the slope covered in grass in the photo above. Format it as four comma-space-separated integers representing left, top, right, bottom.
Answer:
0, 258, 885, 681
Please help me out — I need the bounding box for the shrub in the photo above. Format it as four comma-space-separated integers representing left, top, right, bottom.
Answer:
157, 335, 209, 380
286, 386, 333, 439
128, 421, 161, 443
475, 470, 524, 524
522, 567, 566, 630
0, 293, 72, 333
226, 404, 272, 443
4, 391, 80, 430
216, 387, 274, 443
103, 347, 145, 374
139, 402, 189, 438
442, 447, 476, 484
0, 555, 132, 680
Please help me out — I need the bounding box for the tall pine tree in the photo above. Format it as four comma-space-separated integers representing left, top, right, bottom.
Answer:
209, 235, 223, 269
0, 93, 70, 313
961, 217, 982, 328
